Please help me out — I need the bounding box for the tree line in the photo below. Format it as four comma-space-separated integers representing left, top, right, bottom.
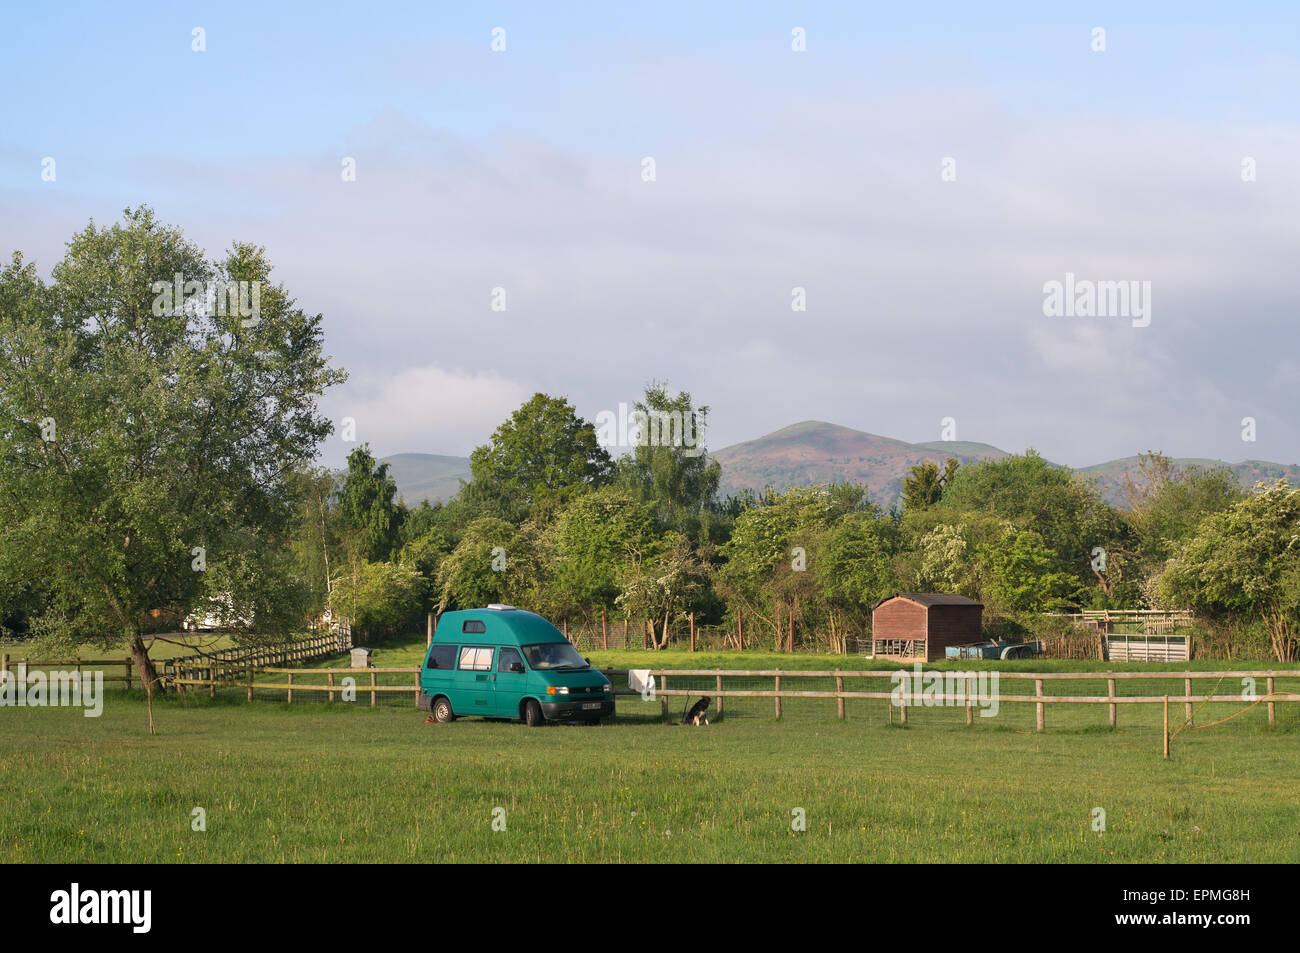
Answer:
3, 209, 1298, 701
308, 392, 1299, 662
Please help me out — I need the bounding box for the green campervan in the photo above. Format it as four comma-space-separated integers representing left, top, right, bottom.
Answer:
418, 605, 615, 726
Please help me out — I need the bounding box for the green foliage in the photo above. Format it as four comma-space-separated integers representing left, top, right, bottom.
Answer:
328, 559, 424, 638
1159, 481, 1300, 661
336, 445, 403, 562
467, 393, 612, 521
547, 487, 657, 617
976, 527, 1081, 613
614, 382, 722, 540
435, 517, 517, 611
0, 208, 345, 668
902, 458, 958, 511
616, 532, 714, 649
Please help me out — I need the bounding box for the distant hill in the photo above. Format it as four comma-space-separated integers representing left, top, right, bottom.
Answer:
709, 421, 1009, 509
378, 453, 471, 504
376, 424, 1299, 511
709, 421, 1298, 509
1077, 456, 1300, 506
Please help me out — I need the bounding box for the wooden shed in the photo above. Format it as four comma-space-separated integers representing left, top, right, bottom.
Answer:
871, 593, 983, 662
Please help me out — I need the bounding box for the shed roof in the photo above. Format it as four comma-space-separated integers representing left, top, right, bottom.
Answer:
874, 593, 983, 610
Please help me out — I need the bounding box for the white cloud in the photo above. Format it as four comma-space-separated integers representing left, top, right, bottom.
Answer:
320, 364, 531, 464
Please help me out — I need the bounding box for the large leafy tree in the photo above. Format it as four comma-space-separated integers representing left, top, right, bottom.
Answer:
1121, 452, 1244, 566
976, 526, 1081, 612
615, 382, 722, 539
716, 485, 840, 645
336, 444, 403, 563
547, 487, 657, 619
1158, 481, 1300, 661
814, 511, 899, 650
329, 559, 424, 641
935, 451, 1126, 597
435, 517, 517, 611
466, 393, 612, 521
617, 532, 714, 650
0, 207, 345, 701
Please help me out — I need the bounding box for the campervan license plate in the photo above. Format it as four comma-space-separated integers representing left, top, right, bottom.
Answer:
582, 703, 601, 710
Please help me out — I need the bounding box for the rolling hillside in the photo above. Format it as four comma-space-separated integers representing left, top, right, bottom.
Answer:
376, 424, 1299, 511
378, 453, 472, 504
1077, 456, 1300, 506
709, 421, 1009, 508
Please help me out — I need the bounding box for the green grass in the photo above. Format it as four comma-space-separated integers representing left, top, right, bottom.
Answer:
2, 686, 1299, 863
0, 634, 239, 664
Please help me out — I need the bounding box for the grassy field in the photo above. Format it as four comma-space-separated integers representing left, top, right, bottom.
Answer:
3, 660, 1299, 863
0, 633, 238, 663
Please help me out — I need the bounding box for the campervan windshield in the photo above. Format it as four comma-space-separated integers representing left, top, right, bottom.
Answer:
522, 642, 588, 671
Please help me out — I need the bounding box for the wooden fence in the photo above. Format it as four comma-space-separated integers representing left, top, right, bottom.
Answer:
603, 668, 1299, 730
166, 659, 1300, 736
0, 655, 139, 689
164, 630, 351, 693
1, 631, 353, 696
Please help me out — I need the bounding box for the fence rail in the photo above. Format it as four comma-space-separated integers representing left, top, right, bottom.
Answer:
160, 658, 1300, 738
601, 668, 1299, 731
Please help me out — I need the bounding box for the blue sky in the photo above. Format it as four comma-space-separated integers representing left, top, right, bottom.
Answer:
2, 2, 1298, 469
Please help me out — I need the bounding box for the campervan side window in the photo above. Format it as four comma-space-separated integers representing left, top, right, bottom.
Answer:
458, 646, 494, 671
427, 645, 457, 670
462, 620, 486, 634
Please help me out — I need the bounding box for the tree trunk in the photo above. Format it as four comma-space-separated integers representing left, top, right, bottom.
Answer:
128, 630, 160, 693
128, 629, 160, 734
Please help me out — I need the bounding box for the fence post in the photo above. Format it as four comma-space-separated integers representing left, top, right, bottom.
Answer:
328, 672, 335, 703
1163, 695, 1170, 758
899, 688, 907, 725
716, 674, 724, 721
287, 673, 293, 704
1035, 678, 1044, 732
209, 665, 215, 699
370, 670, 376, 709
1268, 676, 1276, 727
602, 609, 608, 651
660, 674, 668, 722
427, 613, 433, 650
1184, 677, 1193, 726
836, 671, 845, 720
689, 612, 695, 653
124, 659, 132, 693
414, 670, 420, 704
774, 672, 782, 720
247, 664, 253, 702
1108, 676, 1117, 728
965, 674, 973, 726
0, 653, 6, 678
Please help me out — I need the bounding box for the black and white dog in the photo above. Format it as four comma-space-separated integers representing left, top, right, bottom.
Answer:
682, 696, 711, 726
